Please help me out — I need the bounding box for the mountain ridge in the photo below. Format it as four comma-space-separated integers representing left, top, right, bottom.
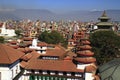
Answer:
0, 9, 120, 21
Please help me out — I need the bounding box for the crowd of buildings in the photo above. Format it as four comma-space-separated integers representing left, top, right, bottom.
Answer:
0, 11, 120, 38
0, 11, 119, 80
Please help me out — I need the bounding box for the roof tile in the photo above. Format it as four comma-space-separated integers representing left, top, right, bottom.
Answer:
0, 44, 25, 64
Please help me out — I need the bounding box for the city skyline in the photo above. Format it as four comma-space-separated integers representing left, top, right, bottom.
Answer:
0, 0, 120, 13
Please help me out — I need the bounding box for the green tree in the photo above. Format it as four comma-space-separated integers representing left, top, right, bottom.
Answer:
0, 36, 4, 43
15, 29, 22, 37
90, 31, 120, 65
38, 31, 65, 45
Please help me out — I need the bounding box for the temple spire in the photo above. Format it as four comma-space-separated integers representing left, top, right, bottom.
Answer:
101, 10, 107, 17
98, 10, 110, 20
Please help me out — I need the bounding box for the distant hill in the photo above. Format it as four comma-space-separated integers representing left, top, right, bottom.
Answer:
0, 9, 55, 21
0, 9, 120, 22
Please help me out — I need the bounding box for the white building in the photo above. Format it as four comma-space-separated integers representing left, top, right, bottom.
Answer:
0, 22, 16, 37
0, 44, 25, 80
29, 39, 47, 54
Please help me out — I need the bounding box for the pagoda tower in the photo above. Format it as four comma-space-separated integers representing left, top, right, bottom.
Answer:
73, 30, 97, 73
96, 11, 113, 30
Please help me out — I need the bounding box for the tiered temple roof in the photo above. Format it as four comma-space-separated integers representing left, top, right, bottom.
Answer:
73, 30, 97, 73
96, 11, 113, 30
77, 50, 94, 57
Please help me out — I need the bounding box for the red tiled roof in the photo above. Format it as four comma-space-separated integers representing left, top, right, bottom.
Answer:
81, 40, 91, 45
78, 45, 92, 50
24, 47, 34, 52
0, 44, 25, 64
20, 51, 40, 68
25, 59, 84, 73
77, 50, 94, 57
9, 45, 19, 49
9, 40, 17, 45
75, 34, 83, 39
30, 51, 40, 59
20, 61, 28, 68
21, 53, 32, 61
23, 41, 32, 46
17, 48, 26, 52
74, 57, 96, 64
64, 56, 72, 61
37, 42, 47, 47
17, 47, 34, 53
42, 46, 66, 57
21, 46, 83, 73
23, 37, 33, 41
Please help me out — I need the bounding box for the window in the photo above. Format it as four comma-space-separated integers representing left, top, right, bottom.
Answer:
16, 65, 18, 74
42, 71, 47, 74
67, 72, 71, 76
31, 70, 35, 73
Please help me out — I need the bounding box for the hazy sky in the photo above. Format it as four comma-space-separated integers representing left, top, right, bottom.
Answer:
0, 0, 120, 13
